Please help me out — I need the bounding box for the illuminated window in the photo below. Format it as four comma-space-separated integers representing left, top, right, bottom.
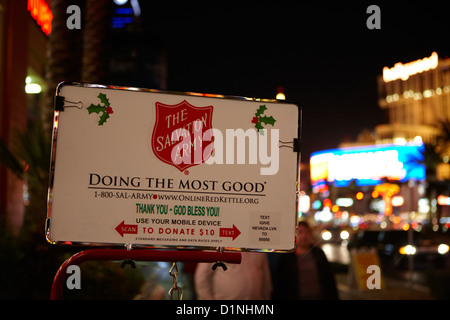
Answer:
423, 89, 433, 98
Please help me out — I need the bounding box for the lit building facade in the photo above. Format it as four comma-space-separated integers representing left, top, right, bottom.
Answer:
376, 52, 450, 146
308, 52, 450, 230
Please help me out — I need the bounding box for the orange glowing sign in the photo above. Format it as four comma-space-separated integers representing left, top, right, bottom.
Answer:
383, 52, 438, 82
437, 195, 450, 206
28, 0, 53, 36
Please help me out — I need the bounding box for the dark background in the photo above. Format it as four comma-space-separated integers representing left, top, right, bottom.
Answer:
139, 1, 449, 161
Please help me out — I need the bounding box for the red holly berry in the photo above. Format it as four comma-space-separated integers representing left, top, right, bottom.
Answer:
106, 106, 113, 114
251, 116, 259, 124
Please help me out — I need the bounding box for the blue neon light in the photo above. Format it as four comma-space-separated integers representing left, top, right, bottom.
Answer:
310, 143, 425, 187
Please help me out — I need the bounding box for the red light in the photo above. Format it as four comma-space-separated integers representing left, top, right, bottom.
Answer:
28, 0, 53, 36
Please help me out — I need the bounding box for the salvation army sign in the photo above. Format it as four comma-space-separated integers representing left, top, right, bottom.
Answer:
46, 82, 301, 252
152, 100, 214, 172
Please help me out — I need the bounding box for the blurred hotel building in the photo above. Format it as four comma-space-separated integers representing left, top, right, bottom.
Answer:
377, 52, 450, 181
376, 52, 450, 147
309, 52, 450, 229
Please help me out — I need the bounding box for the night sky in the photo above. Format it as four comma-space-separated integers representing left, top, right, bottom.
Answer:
140, 1, 449, 162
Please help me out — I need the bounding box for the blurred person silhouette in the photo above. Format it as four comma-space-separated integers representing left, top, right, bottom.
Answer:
194, 252, 272, 300
272, 221, 339, 299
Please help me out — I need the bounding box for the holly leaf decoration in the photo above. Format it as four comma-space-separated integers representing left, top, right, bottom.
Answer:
252, 105, 276, 134
87, 104, 105, 115
98, 93, 110, 107
259, 115, 276, 126
255, 104, 267, 117
87, 93, 113, 126
98, 111, 110, 126
255, 122, 264, 132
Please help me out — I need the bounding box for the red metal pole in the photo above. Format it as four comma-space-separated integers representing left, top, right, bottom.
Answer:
50, 249, 241, 300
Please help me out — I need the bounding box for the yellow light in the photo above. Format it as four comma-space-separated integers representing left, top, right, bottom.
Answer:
393, 137, 407, 145
310, 153, 330, 182
332, 205, 339, 213
423, 89, 433, 98
372, 190, 379, 198
321, 230, 332, 241
276, 92, 285, 100
25, 83, 42, 94
383, 52, 439, 82
375, 183, 400, 194
399, 245, 416, 255
402, 223, 410, 231
356, 192, 364, 200
276, 86, 285, 100
391, 195, 404, 207
438, 244, 449, 255
340, 230, 350, 240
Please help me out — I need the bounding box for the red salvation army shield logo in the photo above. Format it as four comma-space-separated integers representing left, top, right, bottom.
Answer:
151, 100, 214, 172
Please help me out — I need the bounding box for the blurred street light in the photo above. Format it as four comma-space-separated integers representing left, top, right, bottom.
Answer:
276, 86, 285, 100
25, 76, 42, 94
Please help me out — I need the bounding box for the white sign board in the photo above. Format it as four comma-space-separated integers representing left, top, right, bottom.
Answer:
46, 82, 301, 252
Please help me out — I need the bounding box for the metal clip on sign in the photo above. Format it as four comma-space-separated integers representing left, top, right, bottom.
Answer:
279, 138, 302, 152
55, 95, 83, 111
